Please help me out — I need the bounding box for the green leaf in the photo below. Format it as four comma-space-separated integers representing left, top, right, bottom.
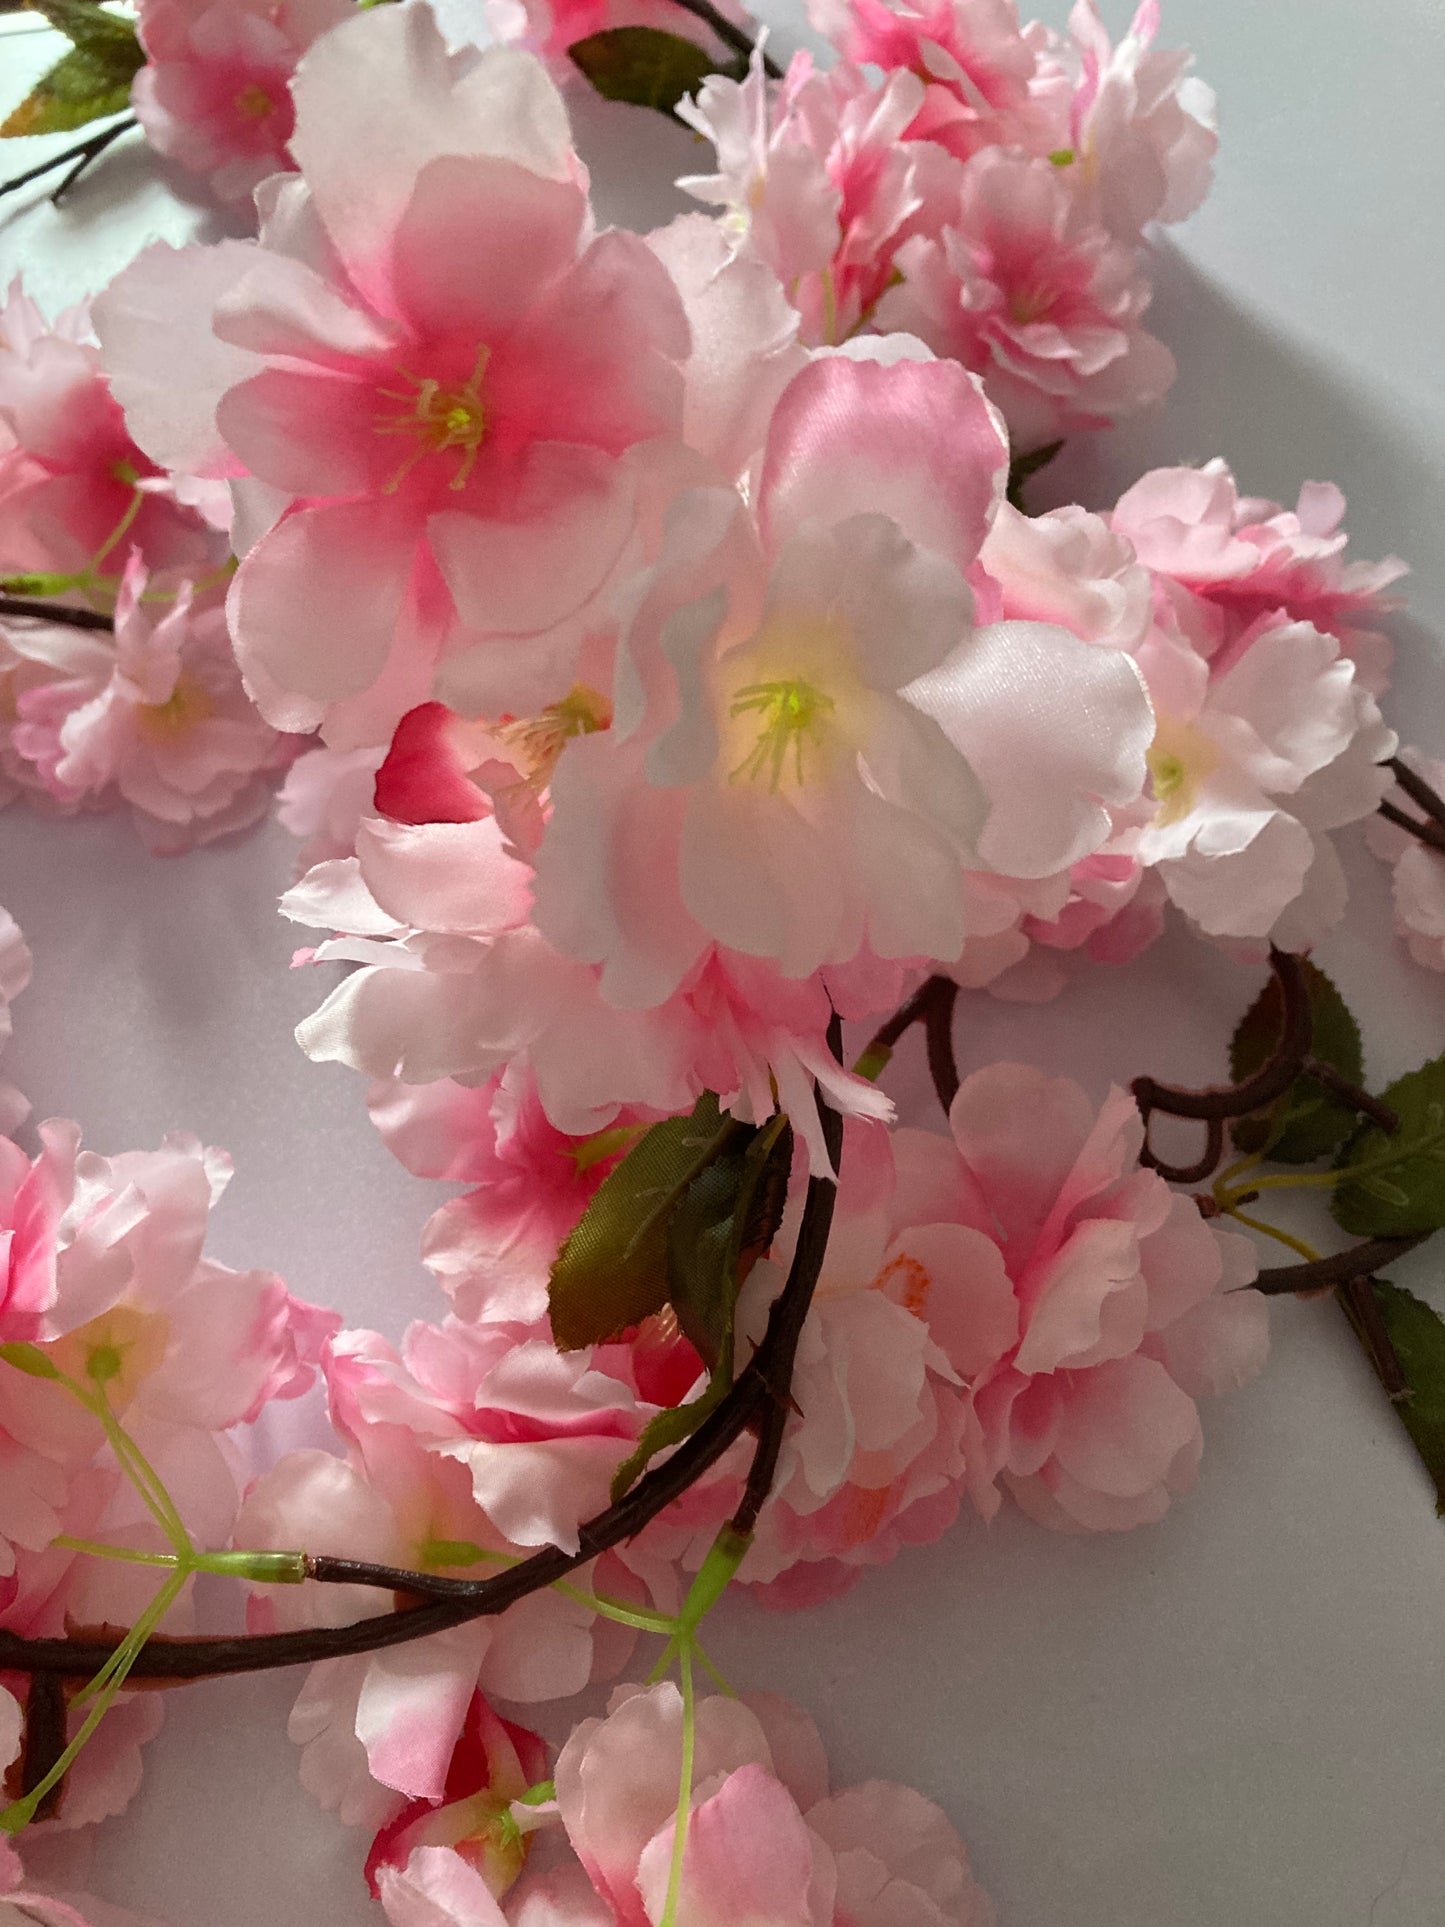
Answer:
666, 1117, 792, 1376
547, 1093, 741, 1351
567, 26, 721, 116
0, 1341, 63, 1381
1332, 1055, 1445, 1237
1, 4, 143, 140
1365, 1279, 1445, 1515
1005, 439, 1065, 511
609, 1374, 729, 1503
1229, 959, 1364, 1162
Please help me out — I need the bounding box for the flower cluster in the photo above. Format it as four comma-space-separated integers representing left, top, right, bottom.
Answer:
677, 0, 1215, 441
0, 285, 299, 852
0, 948, 333, 1828
0, 0, 1435, 1916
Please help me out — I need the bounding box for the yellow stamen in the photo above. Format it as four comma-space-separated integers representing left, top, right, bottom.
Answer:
375, 346, 491, 495
494, 684, 611, 789
136, 675, 213, 737
729, 677, 835, 790
234, 82, 275, 121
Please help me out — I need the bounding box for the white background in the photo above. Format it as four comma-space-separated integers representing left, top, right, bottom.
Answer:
3, 2, 1445, 1921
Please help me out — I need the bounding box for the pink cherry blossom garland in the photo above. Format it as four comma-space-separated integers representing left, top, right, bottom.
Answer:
0, 0, 1441, 1921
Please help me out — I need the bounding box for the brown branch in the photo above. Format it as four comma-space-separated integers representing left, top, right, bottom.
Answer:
1253, 1234, 1427, 1295
0, 1074, 845, 1683
1339, 1275, 1410, 1401
1378, 798, 1445, 857
922, 976, 960, 1114
18, 1675, 67, 1822
1388, 757, 1445, 834
0, 117, 136, 205
1299, 1057, 1399, 1135
857, 974, 960, 1118
1131, 949, 1311, 1183
665, 0, 783, 74
0, 596, 113, 633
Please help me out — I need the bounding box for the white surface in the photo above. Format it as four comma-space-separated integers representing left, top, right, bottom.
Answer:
3, 4, 1445, 1924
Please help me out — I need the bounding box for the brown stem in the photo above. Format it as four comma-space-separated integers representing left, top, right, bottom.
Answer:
0, 117, 136, 204
1299, 1057, 1400, 1135
731, 1015, 843, 1537
1339, 1275, 1410, 1402
663, 0, 782, 73
1388, 757, 1445, 835
857, 974, 960, 1118
1253, 1234, 1427, 1295
1131, 949, 1311, 1182
1378, 798, 1445, 857
0, 596, 113, 633
0, 1077, 844, 1683
18, 1674, 67, 1822
922, 977, 960, 1114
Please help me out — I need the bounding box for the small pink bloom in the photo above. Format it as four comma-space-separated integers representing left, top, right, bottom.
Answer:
9, 556, 299, 853
0, 282, 215, 583
132, 0, 352, 209
99, 10, 691, 746
809, 0, 1047, 163
878, 149, 1175, 445
1064, 0, 1217, 241
911, 1062, 1269, 1530
1109, 459, 1406, 695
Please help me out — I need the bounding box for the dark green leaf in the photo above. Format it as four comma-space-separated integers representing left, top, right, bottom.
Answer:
1332, 1055, 1445, 1237
25, 0, 142, 51
1366, 1279, 1445, 1515
1230, 959, 1364, 1162
609, 1375, 729, 1502
568, 26, 720, 116
666, 1117, 792, 1375
1, 5, 143, 139
547, 1093, 741, 1351
1005, 439, 1064, 512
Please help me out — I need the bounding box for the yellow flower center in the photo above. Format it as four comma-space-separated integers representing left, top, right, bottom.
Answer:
234, 82, 276, 121
137, 674, 213, 737
1146, 716, 1218, 827
52, 1304, 170, 1412
375, 346, 492, 495
495, 684, 611, 787
729, 677, 836, 791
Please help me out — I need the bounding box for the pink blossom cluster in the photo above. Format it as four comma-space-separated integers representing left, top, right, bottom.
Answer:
0, 285, 300, 853
678, 0, 1216, 442
365, 1681, 994, 1926
0, 993, 334, 1828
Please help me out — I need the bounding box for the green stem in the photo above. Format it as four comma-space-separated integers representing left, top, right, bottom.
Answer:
659, 1643, 697, 1927
1, 1570, 185, 1832
1221, 1207, 1322, 1265
88, 485, 143, 575
1216, 1124, 1445, 1212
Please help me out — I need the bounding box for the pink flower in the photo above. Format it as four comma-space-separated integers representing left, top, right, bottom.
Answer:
98, 7, 691, 748
1109, 460, 1406, 696
808, 0, 1047, 163
0, 283, 216, 585
1131, 611, 1394, 950
9, 557, 299, 854
679, 51, 942, 347
132, 0, 352, 209
519, 1683, 996, 1927
1365, 751, 1445, 973
912, 1063, 1269, 1530
0, 1816, 163, 1927
1063, 0, 1217, 242
275, 740, 388, 868
877, 149, 1175, 445
367, 1693, 549, 1899
534, 346, 1149, 994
